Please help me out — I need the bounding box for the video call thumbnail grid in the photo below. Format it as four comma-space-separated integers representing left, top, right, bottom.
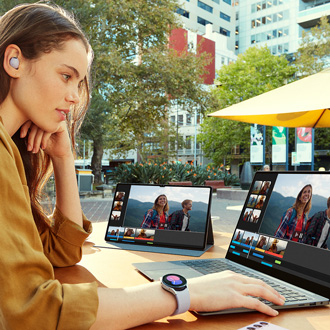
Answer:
230, 228, 288, 266
242, 180, 272, 224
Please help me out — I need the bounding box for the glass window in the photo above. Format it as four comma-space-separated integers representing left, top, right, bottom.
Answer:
278, 29, 283, 37
235, 41, 239, 49
251, 35, 256, 44
186, 114, 192, 125
221, 57, 225, 64
283, 27, 289, 36
186, 136, 192, 149
262, 1, 266, 9
220, 27, 231, 37
277, 12, 283, 21
262, 16, 266, 25
267, 32, 272, 40
223, 0, 232, 4
266, 15, 272, 24
273, 29, 277, 38
256, 2, 262, 11
170, 116, 175, 124
198, 1, 213, 13
236, 11, 239, 20
178, 115, 183, 126
251, 3, 256, 13
251, 20, 256, 28
176, 8, 190, 18
272, 45, 277, 55
273, 13, 277, 23
267, 1, 273, 8
197, 16, 212, 26
284, 43, 289, 52
278, 44, 283, 53
213, 0, 220, 3
220, 12, 231, 22
236, 26, 239, 35
256, 18, 261, 27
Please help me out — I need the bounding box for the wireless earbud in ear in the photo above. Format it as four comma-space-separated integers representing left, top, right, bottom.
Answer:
9, 57, 19, 70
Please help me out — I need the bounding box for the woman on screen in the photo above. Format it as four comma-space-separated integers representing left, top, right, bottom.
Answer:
141, 194, 170, 229
274, 184, 312, 242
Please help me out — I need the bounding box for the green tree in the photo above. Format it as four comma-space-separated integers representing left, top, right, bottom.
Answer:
63, 0, 212, 183
199, 46, 296, 166
295, 16, 330, 76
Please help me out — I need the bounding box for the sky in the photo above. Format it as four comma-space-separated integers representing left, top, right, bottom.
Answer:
128, 185, 210, 204
273, 173, 330, 199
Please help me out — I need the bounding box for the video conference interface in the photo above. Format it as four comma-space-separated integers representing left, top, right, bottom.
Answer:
105, 184, 212, 250
228, 172, 330, 288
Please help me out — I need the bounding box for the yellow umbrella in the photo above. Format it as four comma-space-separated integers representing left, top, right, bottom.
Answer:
208, 68, 330, 128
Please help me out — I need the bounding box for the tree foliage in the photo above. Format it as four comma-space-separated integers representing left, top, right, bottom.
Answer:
199, 46, 296, 166
295, 16, 330, 76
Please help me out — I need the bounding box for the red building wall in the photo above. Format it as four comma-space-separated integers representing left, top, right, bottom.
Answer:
169, 28, 215, 85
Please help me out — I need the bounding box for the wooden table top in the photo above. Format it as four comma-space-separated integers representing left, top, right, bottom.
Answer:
54, 222, 329, 330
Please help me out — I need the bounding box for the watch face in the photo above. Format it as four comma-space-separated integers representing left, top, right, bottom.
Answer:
163, 274, 187, 291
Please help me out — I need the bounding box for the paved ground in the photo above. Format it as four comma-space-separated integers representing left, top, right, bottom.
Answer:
80, 193, 245, 234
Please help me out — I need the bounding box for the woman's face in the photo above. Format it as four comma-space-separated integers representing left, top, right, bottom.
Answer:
299, 186, 312, 204
10, 38, 88, 133
157, 195, 167, 207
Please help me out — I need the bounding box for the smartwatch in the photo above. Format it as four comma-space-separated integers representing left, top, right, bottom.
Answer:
161, 274, 190, 315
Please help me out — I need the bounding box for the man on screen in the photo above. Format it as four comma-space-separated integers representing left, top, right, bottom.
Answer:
304, 197, 330, 249
169, 199, 192, 231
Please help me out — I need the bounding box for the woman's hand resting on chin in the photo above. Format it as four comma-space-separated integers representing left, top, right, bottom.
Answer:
20, 121, 73, 160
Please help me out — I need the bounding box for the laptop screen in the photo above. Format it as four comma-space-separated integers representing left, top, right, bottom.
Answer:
227, 171, 330, 297
105, 184, 212, 250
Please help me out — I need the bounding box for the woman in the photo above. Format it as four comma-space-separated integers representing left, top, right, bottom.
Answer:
141, 194, 169, 229
268, 239, 279, 253
0, 3, 285, 329
275, 184, 312, 242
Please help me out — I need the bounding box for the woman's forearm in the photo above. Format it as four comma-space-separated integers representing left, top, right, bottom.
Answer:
52, 154, 83, 227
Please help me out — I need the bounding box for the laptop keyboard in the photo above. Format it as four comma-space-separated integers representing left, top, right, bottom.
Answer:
182, 259, 309, 304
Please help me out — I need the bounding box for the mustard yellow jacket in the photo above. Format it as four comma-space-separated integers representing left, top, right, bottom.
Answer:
0, 119, 98, 329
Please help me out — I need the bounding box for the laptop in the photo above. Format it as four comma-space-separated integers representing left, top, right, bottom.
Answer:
134, 171, 330, 314
104, 183, 214, 256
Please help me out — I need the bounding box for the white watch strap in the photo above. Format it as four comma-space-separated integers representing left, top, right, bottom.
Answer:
172, 287, 190, 315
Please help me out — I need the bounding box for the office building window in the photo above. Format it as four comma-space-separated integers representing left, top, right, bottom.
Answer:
220, 27, 231, 37
223, 0, 231, 4
178, 115, 183, 126
170, 116, 175, 124
197, 16, 212, 26
220, 12, 231, 22
176, 7, 190, 18
198, 1, 213, 13
235, 26, 239, 35
213, 0, 220, 3
186, 114, 192, 125
235, 41, 239, 49
186, 136, 192, 149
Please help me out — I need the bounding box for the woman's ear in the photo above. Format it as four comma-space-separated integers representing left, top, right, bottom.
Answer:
3, 44, 22, 78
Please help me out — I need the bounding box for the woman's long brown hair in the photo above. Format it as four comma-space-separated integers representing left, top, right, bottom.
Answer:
0, 3, 93, 231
